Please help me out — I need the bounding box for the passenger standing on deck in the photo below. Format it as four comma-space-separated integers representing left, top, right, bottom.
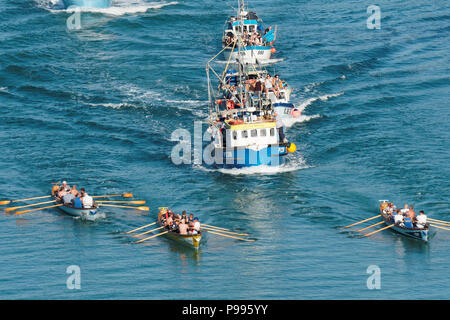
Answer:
274, 112, 286, 143
264, 74, 273, 97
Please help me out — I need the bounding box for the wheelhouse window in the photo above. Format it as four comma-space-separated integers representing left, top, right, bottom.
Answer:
260, 129, 267, 137
242, 130, 248, 138
251, 129, 257, 137
233, 131, 237, 140
270, 128, 275, 136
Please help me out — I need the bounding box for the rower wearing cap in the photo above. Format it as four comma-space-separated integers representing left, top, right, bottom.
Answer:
61, 181, 71, 192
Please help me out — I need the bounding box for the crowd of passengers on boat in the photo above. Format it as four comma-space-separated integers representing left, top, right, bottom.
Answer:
52, 181, 95, 209
220, 72, 289, 110
381, 202, 428, 229
159, 208, 201, 235
223, 13, 275, 47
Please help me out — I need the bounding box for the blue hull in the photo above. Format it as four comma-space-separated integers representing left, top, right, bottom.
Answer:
214, 145, 288, 169
64, 0, 112, 8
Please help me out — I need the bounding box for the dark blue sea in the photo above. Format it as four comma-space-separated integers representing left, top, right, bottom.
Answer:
0, 0, 449, 299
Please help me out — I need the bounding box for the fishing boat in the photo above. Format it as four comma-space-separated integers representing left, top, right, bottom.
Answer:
379, 201, 429, 242
61, 0, 112, 8
222, 0, 277, 65
158, 208, 202, 249
206, 47, 296, 168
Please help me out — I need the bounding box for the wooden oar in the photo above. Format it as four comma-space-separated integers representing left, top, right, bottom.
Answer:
126, 222, 157, 234
342, 215, 381, 228
361, 224, 395, 238
203, 229, 255, 242
430, 224, 450, 231
356, 221, 384, 233
97, 200, 146, 205
428, 219, 450, 227
202, 224, 231, 231
92, 193, 133, 199
134, 231, 169, 244
202, 226, 249, 236
5, 200, 57, 212
99, 204, 149, 211
0, 195, 52, 205
133, 226, 165, 238
428, 218, 450, 225
15, 203, 64, 215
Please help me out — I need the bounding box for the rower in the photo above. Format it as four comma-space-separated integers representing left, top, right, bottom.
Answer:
404, 215, 413, 229
70, 185, 79, 196
193, 217, 201, 232
409, 205, 416, 220
178, 219, 188, 235
81, 192, 94, 209
62, 192, 75, 205
72, 194, 83, 209
52, 184, 60, 196
57, 187, 67, 199
61, 181, 71, 192
165, 213, 173, 228
415, 211, 427, 229
172, 220, 179, 233
394, 210, 404, 226
181, 210, 188, 222
400, 204, 409, 215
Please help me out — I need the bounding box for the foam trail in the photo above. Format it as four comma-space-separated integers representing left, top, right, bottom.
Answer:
282, 92, 344, 128
40, 1, 179, 16
196, 155, 310, 176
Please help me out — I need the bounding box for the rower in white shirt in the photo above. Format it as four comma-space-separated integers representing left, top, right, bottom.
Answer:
415, 210, 427, 229
394, 211, 404, 226
400, 204, 409, 215
81, 192, 94, 209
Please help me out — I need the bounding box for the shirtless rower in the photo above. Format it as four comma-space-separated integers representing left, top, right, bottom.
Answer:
178, 219, 188, 235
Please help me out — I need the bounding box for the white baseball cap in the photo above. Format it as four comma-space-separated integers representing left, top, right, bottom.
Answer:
62, 181, 67, 184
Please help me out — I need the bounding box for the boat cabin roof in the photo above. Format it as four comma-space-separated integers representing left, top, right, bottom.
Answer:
232, 19, 259, 26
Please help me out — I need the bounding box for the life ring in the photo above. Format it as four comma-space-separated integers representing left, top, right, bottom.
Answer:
229, 119, 243, 125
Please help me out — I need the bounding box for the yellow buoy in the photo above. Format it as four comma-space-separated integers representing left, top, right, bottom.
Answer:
287, 142, 296, 153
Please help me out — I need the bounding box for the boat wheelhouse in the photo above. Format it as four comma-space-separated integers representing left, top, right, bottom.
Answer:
222, 1, 277, 65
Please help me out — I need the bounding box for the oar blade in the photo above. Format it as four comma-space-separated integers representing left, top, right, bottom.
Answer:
134, 231, 168, 244
0, 200, 11, 205
123, 193, 133, 198
125, 222, 157, 234
5, 207, 18, 212
137, 207, 149, 212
